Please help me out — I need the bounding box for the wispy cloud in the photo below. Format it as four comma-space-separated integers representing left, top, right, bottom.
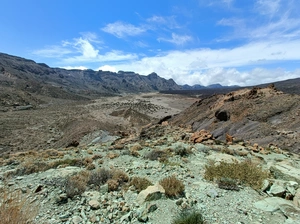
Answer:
147, 15, 180, 29
32, 45, 72, 58
217, 0, 300, 42
33, 34, 138, 64
101, 21, 146, 38
158, 33, 193, 45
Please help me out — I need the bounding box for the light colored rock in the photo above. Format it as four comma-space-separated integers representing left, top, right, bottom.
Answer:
267, 183, 286, 197
254, 197, 294, 212
206, 153, 239, 164
72, 215, 83, 224
293, 188, 300, 208
89, 199, 100, 209
136, 183, 165, 205
270, 163, 300, 184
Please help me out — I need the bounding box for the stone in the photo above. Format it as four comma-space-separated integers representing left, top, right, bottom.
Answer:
261, 179, 270, 192
254, 197, 294, 212
190, 129, 214, 143
100, 184, 109, 194
72, 215, 83, 224
206, 153, 239, 164
267, 183, 286, 197
136, 183, 165, 205
89, 200, 100, 209
270, 163, 300, 184
293, 188, 300, 208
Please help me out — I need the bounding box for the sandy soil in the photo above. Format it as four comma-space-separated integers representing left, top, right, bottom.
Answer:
0, 93, 197, 155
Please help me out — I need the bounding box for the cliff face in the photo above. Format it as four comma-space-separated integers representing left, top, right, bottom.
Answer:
0, 53, 181, 101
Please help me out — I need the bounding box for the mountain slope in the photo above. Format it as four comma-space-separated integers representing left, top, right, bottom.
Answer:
0, 53, 181, 102
170, 86, 300, 152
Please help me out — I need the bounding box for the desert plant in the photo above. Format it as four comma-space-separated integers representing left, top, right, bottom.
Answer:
88, 168, 112, 187
107, 179, 119, 191
217, 177, 240, 191
17, 159, 49, 175
172, 210, 204, 224
146, 149, 167, 161
0, 188, 38, 224
159, 175, 185, 197
204, 160, 269, 190
129, 176, 152, 192
65, 170, 90, 198
111, 169, 129, 184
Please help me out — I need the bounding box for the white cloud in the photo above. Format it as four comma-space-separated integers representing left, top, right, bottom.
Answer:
62, 66, 88, 70
146, 15, 180, 29
108, 40, 300, 86
158, 33, 193, 45
101, 21, 146, 38
97, 65, 117, 72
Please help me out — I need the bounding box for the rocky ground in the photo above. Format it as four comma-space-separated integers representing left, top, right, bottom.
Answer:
1, 124, 300, 224
2, 88, 300, 224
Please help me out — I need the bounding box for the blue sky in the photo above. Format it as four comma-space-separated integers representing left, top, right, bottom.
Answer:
1, 0, 300, 86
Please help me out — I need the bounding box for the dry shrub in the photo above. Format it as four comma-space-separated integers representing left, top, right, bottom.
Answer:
130, 143, 142, 151
146, 149, 167, 161
129, 176, 152, 192
107, 179, 119, 191
83, 157, 93, 166
17, 159, 49, 175
159, 175, 185, 197
107, 152, 119, 159
91, 154, 102, 160
88, 168, 112, 187
112, 169, 129, 184
0, 189, 38, 224
49, 158, 83, 168
65, 170, 90, 198
204, 160, 269, 190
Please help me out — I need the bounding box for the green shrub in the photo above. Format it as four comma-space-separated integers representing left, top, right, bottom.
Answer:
159, 175, 185, 197
204, 160, 269, 190
172, 210, 204, 224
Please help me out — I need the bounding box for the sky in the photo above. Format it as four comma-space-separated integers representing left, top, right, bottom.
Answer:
1, 0, 300, 86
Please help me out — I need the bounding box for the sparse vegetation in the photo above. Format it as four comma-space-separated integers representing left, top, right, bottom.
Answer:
65, 170, 90, 198
88, 168, 112, 187
204, 160, 269, 190
129, 176, 153, 192
0, 188, 38, 224
217, 177, 240, 191
172, 209, 204, 224
146, 149, 167, 161
159, 175, 185, 197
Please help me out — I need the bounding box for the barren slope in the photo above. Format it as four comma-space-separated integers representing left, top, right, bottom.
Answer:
171, 86, 300, 153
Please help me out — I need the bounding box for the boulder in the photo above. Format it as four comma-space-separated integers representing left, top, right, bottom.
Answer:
270, 163, 300, 184
136, 183, 165, 205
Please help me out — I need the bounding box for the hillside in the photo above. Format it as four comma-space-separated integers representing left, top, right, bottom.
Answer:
0, 53, 181, 108
170, 85, 300, 153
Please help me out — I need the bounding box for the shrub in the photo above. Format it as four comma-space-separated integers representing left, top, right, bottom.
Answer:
88, 168, 112, 187
129, 176, 152, 192
172, 210, 204, 224
204, 160, 269, 190
217, 177, 240, 191
0, 189, 38, 224
65, 170, 90, 198
17, 159, 49, 175
146, 149, 167, 161
107, 179, 119, 191
111, 169, 129, 184
159, 175, 185, 197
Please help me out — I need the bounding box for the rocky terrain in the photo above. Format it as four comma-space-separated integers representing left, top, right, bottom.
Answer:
171, 85, 300, 153
2, 52, 300, 224
1, 120, 300, 224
